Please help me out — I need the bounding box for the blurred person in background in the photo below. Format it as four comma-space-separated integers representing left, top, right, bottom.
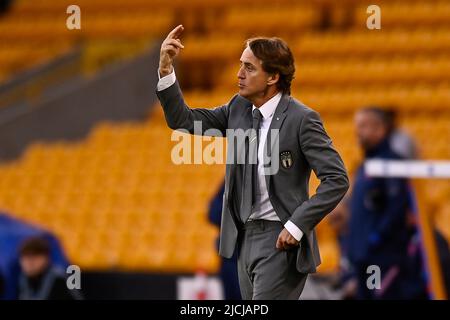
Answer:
208, 182, 242, 300
18, 236, 82, 300
349, 107, 426, 299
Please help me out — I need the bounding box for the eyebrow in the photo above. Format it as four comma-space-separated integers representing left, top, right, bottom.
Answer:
240, 61, 256, 68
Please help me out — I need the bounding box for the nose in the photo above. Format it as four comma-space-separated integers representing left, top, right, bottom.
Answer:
237, 66, 245, 79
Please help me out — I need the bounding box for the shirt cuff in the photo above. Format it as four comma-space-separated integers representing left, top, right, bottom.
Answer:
157, 70, 176, 91
284, 220, 304, 242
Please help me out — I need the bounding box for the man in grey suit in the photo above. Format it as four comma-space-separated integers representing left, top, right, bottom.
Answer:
156, 25, 349, 300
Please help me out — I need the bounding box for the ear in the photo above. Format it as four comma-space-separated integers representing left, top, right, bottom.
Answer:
267, 73, 280, 86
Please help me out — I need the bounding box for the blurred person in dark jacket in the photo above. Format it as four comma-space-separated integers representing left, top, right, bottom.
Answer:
349, 107, 426, 299
18, 236, 82, 300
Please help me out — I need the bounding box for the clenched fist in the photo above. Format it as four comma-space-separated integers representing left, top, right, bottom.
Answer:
159, 24, 185, 77
276, 228, 299, 250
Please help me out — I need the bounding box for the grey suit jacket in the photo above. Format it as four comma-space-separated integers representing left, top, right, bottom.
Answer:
156, 80, 349, 274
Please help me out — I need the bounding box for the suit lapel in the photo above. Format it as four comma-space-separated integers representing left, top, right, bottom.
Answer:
264, 94, 290, 192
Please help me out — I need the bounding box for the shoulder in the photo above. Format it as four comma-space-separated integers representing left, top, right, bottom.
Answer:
290, 97, 318, 115
229, 94, 252, 107
228, 94, 253, 115
287, 97, 323, 124
380, 140, 407, 160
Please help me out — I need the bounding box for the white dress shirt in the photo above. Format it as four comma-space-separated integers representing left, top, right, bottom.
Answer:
157, 71, 303, 241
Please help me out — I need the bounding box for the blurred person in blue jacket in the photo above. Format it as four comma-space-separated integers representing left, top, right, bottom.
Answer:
349, 107, 426, 299
208, 182, 241, 300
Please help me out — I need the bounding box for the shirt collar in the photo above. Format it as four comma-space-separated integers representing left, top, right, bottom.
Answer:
252, 92, 282, 120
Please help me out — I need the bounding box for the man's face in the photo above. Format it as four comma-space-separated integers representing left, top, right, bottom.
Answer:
354, 111, 387, 151
237, 47, 272, 101
20, 254, 49, 278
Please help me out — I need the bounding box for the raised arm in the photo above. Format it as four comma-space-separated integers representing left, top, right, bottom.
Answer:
156, 25, 232, 136
159, 24, 185, 78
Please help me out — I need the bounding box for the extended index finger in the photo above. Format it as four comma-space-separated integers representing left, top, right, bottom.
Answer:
167, 24, 184, 40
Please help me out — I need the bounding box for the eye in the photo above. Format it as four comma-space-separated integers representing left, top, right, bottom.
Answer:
240, 62, 254, 72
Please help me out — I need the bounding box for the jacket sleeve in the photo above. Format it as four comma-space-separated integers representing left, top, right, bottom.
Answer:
290, 109, 350, 233
156, 80, 236, 136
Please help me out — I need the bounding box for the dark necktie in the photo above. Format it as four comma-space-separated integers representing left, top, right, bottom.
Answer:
239, 108, 262, 223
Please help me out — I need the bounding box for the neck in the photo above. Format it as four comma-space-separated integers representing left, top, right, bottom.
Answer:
365, 137, 389, 157
251, 89, 280, 108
